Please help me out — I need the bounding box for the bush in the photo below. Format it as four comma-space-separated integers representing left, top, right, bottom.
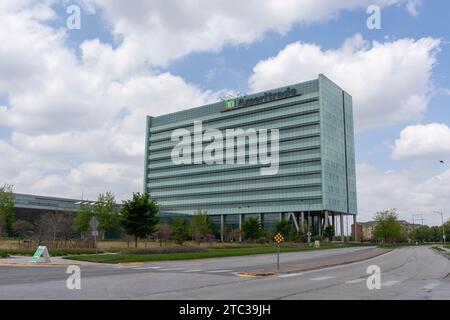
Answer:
0, 252, 9, 258
122, 247, 207, 255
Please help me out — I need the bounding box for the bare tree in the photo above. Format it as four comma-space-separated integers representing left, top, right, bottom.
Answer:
34, 210, 75, 247
154, 223, 171, 247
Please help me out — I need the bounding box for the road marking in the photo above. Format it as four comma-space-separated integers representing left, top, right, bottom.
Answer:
309, 276, 335, 281
423, 283, 439, 290
207, 269, 233, 273
278, 272, 304, 278
345, 278, 365, 284
183, 269, 204, 273
158, 268, 184, 271
381, 280, 400, 287
134, 266, 161, 270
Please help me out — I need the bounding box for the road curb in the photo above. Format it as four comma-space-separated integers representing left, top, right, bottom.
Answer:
235, 272, 276, 278
0, 262, 78, 268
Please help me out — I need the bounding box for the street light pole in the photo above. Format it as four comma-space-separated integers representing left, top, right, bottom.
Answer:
434, 211, 446, 248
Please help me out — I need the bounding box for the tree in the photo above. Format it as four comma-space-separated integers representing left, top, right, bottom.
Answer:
275, 220, 294, 241
430, 226, 442, 243
120, 192, 159, 248
13, 219, 34, 242
373, 209, 404, 243
227, 228, 241, 242
0, 184, 15, 237
73, 202, 94, 235
241, 217, 262, 242
409, 226, 431, 243
323, 225, 335, 242
170, 218, 188, 245
34, 211, 75, 246
93, 192, 119, 239
188, 210, 212, 245
154, 223, 171, 247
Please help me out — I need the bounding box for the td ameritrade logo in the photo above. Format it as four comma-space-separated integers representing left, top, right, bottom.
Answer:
171, 121, 279, 176
224, 87, 300, 111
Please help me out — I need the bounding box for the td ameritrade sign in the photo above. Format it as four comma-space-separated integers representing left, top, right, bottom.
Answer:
223, 87, 301, 111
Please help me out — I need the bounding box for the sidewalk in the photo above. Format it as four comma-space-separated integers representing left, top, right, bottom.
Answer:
237, 247, 391, 277
0, 255, 100, 267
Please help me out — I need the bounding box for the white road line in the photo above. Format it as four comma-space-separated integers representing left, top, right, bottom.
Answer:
381, 280, 400, 287
345, 278, 365, 284
423, 283, 439, 290
309, 276, 335, 281
158, 268, 184, 271
183, 269, 204, 273
134, 266, 161, 270
207, 270, 233, 273
278, 272, 304, 278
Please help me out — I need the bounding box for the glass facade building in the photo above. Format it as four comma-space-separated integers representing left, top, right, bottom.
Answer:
144, 75, 358, 238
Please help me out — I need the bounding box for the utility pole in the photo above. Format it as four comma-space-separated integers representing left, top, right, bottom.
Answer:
433, 211, 446, 248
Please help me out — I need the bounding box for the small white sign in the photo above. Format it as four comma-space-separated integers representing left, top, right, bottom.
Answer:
30, 246, 51, 263
314, 240, 320, 248
92, 231, 99, 237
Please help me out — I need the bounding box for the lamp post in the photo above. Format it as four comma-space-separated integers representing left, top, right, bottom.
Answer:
433, 211, 446, 248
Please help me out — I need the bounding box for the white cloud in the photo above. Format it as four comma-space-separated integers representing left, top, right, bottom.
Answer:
406, 0, 421, 16
80, 0, 415, 66
357, 163, 450, 226
392, 123, 450, 160
249, 34, 441, 131
0, 2, 216, 200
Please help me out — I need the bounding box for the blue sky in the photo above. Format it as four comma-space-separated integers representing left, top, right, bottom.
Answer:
0, 0, 449, 225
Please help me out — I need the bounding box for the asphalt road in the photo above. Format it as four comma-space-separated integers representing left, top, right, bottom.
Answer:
0, 246, 448, 300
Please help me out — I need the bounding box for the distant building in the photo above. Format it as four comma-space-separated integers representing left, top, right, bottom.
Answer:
352, 220, 422, 241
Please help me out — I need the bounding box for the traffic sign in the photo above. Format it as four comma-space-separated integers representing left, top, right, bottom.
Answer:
89, 217, 99, 231
273, 232, 284, 244
273, 233, 285, 272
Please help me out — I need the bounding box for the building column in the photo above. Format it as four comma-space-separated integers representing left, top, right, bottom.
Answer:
238, 214, 243, 242
279, 212, 283, 222
340, 214, 344, 241
301, 212, 305, 233
259, 213, 263, 229
318, 214, 322, 236
332, 214, 335, 229
220, 214, 224, 242
353, 214, 358, 242
324, 211, 329, 227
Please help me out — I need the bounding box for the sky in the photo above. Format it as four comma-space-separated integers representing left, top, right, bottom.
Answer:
0, 0, 449, 226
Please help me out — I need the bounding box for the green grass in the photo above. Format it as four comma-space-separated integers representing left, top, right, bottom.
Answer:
0, 252, 9, 258
64, 243, 363, 264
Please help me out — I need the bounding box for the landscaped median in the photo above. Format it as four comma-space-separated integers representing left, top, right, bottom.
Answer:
63, 243, 369, 264
0, 248, 112, 257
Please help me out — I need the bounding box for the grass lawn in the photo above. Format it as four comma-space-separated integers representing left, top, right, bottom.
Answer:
65, 243, 363, 264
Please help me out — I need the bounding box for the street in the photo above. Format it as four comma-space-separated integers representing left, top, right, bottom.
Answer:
0, 246, 448, 299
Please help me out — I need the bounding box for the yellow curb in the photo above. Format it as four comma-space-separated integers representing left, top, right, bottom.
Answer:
0, 262, 78, 268
236, 272, 276, 278
117, 262, 145, 266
